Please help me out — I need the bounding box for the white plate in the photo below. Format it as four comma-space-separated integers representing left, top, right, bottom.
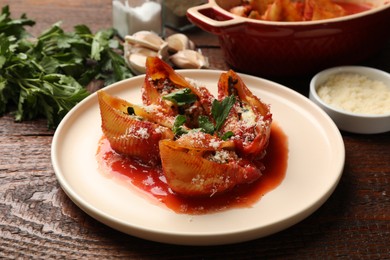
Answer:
51, 70, 345, 245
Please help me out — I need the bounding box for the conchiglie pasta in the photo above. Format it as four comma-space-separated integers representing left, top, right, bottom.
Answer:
98, 90, 173, 165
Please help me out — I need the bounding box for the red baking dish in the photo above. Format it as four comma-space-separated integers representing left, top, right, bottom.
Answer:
187, 0, 390, 77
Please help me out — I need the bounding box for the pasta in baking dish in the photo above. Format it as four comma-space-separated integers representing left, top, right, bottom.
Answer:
97, 57, 272, 197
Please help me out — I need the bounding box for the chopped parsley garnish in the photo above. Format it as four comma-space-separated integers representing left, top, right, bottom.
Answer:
212, 95, 236, 131
221, 131, 234, 141
173, 115, 188, 136
172, 95, 236, 140
198, 115, 214, 135
162, 88, 197, 106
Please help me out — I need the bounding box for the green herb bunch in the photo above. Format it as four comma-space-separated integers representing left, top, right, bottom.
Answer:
0, 6, 132, 128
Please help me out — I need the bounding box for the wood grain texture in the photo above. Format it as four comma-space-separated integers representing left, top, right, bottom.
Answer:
1, 0, 390, 259
3, 0, 112, 35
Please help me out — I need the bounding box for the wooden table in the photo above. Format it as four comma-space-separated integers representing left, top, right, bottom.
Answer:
1, 1, 389, 258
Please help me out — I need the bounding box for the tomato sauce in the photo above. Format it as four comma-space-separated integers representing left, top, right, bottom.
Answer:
96, 124, 288, 214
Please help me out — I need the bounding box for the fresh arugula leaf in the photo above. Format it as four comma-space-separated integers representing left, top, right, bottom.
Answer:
212, 95, 236, 131
163, 88, 197, 106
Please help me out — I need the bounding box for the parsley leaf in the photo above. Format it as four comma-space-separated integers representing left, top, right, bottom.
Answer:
221, 131, 234, 141
212, 95, 236, 131
173, 115, 188, 136
163, 88, 197, 106
195, 95, 236, 138
198, 115, 214, 135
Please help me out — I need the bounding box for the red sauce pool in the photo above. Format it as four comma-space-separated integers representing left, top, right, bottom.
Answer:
96, 124, 288, 214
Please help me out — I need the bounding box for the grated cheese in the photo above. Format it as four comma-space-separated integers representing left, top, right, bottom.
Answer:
240, 105, 257, 127
136, 127, 150, 139
209, 150, 231, 163
125, 126, 150, 139
317, 73, 390, 115
209, 138, 221, 149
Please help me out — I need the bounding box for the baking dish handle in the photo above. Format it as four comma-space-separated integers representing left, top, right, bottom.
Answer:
186, 3, 245, 35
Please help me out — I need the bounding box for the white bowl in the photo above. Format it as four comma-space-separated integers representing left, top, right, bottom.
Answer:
309, 66, 390, 134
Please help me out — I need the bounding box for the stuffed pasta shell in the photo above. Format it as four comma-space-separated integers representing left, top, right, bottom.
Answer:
159, 131, 262, 197
97, 90, 174, 165
217, 70, 272, 160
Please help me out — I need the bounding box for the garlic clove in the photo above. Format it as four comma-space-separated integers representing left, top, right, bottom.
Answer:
124, 41, 156, 64
125, 47, 159, 75
169, 49, 209, 69
125, 31, 165, 51
127, 52, 151, 75
166, 33, 195, 53
124, 45, 169, 75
